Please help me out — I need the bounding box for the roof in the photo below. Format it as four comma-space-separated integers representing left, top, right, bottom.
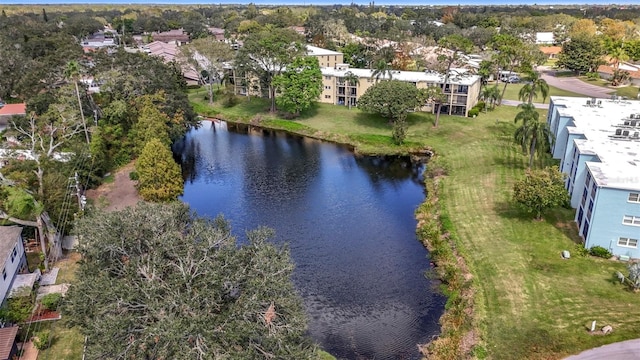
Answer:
536, 32, 555, 44
550, 96, 640, 191
0, 326, 18, 359
539, 46, 562, 55
8, 272, 39, 299
0, 226, 22, 265
598, 63, 640, 79
0, 104, 26, 116
321, 66, 481, 86
306, 45, 342, 57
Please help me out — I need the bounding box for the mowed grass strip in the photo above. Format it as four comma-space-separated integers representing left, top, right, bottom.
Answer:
192, 92, 640, 359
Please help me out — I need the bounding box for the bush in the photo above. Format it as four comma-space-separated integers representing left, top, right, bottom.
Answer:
475, 101, 486, 111
41, 293, 62, 311
468, 108, 480, 118
589, 245, 612, 259
585, 72, 600, 80
574, 243, 589, 257
33, 330, 51, 350
129, 171, 139, 181
0, 297, 33, 323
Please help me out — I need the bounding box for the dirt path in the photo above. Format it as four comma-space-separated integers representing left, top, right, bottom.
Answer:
85, 161, 141, 212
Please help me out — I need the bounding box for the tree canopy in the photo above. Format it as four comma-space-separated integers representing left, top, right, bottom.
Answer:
136, 138, 183, 202
273, 56, 322, 116
65, 202, 319, 359
513, 166, 568, 220
357, 80, 425, 123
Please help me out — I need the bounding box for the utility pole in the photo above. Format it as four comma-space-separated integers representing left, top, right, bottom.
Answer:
74, 172, 86, 211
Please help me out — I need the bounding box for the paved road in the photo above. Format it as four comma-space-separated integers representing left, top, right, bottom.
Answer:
501, 99, 548, 109
564, 339, 640, 360
540, 68, 613, 99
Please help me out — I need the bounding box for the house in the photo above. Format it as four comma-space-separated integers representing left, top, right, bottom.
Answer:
151, 29, 190, 45
0, 326, 19, 360
140, 41, 200, 85
81, 29, 118, 49
0, 103, 26, 131
539, 46, 562, 60
535, 32, 555, 45
0, 226, 28, 304
207, 27, 226, 41
597, 61, 640, 86
306, 45, 344, 68
546, 96, 640, 258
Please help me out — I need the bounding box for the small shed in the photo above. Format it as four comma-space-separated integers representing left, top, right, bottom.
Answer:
0, 326, 19, 360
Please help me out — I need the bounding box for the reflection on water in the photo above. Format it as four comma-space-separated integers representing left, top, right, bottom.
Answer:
175, 121, 444, 360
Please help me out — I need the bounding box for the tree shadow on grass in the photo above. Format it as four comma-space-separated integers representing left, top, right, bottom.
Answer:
353, 111, 391, 131
294, 103, 319, 120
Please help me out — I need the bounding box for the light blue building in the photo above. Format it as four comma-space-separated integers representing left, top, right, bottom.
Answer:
547, 96, 640, 259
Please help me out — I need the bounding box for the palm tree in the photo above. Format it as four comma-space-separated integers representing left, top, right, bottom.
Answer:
518, 71, 549, 104
480, 85, 501, 111
514, 103, 554, 168
343, 71, 360, 110
609, 45, 629, 72
371, 59, 392, 82
64, 60, 90, 144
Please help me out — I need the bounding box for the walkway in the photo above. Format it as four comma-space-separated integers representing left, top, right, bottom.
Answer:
540, 68, 614, 99
564, 338, 640, 360
501, 99, 547, 109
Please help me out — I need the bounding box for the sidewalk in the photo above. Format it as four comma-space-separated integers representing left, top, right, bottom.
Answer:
564, 338, 640, 360
501, 99, 547, 109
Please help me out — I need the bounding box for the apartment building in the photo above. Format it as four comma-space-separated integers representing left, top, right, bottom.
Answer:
547, 96, 640, 258
319, 64, 481, 116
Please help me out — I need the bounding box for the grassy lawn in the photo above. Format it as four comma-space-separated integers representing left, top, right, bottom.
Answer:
578, 77, 640, 98
192, 94, 640, 359
497, 82, 585, 103
37, 252, 84, 359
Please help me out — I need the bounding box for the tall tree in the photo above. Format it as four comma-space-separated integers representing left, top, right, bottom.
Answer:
178, 37, 234, 105
371, 59, 393, 82
518, 71, 549, 104
490, 33, 524, 106
514, 103, 553, 169
135, 138, 183, 202
65, 202, 318, 359
513, 166, 568, 220
480, 85, 500, 111
236, 28, 305, 113
273, 56, 322, 117
434, 34, 473, 127
131, 93, 172, 155
64, 60, 90, 144
343, 71, 360, 110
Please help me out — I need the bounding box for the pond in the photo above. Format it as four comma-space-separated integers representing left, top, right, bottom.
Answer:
174, 120, 444, 360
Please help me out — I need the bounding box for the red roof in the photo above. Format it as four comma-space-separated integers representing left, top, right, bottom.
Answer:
0, 326, 18, 360
0, 103, 26, 116
539, 46, 561, 55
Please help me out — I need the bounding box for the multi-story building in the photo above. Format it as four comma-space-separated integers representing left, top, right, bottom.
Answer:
547, 96, 640, 258
229, 45, 481, 117
319, 64, 481, 116
0, 226, 27, 304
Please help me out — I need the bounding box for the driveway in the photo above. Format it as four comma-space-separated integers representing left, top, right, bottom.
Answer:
540, 68, 613, 99
564, 339, 640, 360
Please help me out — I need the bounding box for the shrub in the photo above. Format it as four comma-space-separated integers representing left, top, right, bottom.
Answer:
41, 293, 62, 311
589, 245, 612, 259
585, 72, 600, 80
0, 297, 33, 323
475, 101, 486, 111
129, 171, 139, 181
33, 330, 51, 350
573, 243, 589, 257
468, 108, 480, 118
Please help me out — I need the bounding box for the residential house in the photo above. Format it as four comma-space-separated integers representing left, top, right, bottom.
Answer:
0, 103, 26, 132
598, 61, 640, 87
0, 226, 27, 304
535, 32, 555, 45
547, 96, 640, 259
539, 46, 562, 60
81, 29, 118, 49
141, 41, 200, 85
0, 327, 19, 360
151, 29, 190, 45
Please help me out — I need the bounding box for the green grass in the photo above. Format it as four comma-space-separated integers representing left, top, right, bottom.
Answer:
579, 77, 640, 98
192, 93, 640, 359
36, 322, 83, 360
498, 83, 585, 103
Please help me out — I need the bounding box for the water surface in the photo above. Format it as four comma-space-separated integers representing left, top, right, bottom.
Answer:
175, 121, 444, 360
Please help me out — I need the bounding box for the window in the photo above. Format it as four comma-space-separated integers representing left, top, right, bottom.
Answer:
629, 193, 640, 203
585, 172, 592, 188
10, 247, 16, 263
590, 185, 596, 199
2, 268, 5, 281
325, 76, 332, 80
325, 86, 331, 90
623, 215, 640, 226
582, 220, 590, 238
324, 95, 331, 99
618, 237, 638, 248
581, 188, 587, 207
577, 207, 584, 225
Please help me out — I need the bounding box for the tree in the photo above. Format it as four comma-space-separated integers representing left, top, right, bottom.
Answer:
514, 103, 554, 169
236, 28, 305, 113
273, 56, 322, 117
343, 71, 360, 110
490, 34, 529, 106
371, 59, 393, 82
179, 37, 234, 105
518, 71, 549, 104
131, 93, 172, 156
480, 85, 500, 110
556, 35, 605, 75
135, 138, 183, 202
65, 202, 318, 359
568, 19, 597, 38
435, 34, 473, 127
64, 60, 90, 145
357, 80, 426, 144
513, 166, 568, 220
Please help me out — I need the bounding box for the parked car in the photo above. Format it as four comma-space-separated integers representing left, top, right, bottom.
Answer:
508, 76, 520, 83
